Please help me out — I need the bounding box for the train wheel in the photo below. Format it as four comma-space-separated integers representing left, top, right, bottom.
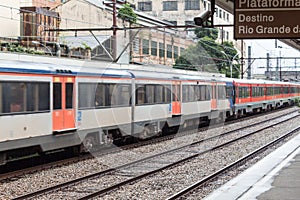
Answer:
0, 152, 7, 165
140, 126, 151, 139
81, 135, 95, 152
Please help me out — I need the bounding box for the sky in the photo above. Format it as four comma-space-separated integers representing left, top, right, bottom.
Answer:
245, 39, 300, 75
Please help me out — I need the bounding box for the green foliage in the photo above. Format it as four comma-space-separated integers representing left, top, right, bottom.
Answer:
118, 3, 137, 24
195, 27, 218, 40
81, 42, 91, 50
174, 28, 240, 78
7, 44, 26, 53
4, 43, 45, 55
295, 98, 300, 107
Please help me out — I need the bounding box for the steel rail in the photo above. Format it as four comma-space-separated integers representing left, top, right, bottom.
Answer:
166, 126, 300, 200
77, 114, 300, 200
12, 111, 299, 200
3, 108, 295, 182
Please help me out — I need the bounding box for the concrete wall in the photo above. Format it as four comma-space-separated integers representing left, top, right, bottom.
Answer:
0, 1, 20, 38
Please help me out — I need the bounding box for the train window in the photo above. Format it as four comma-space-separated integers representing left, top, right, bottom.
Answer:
291, 87, 297, 94
78, 83, 96, 109
120, 85, 130, 106
145, 85, 155, 104
182, 85, 195, 102
136, 85, 145, 105
26, 82, 50, 111
136, 84, 171, 105
274, 87, 280, 95
194, 86, 201, 101
155, 85, 164, 103
95, 84, 106, 107
172, 83, 181, 102
252, 87, 256, 97
108, 84, 116, 106
206, 86, 211, 100
266, 87, 274, 96
218, 85, 226, 100
200, 85, 206, 101
38, 83, 50, 111
252, 87, 264, 97
188, 86, 195, 102
26, 83, 37, 111
0, 81, 50, 114
283, 87, 289, 94
226, 86, 233, 98
66, 83, 73, 109
164, 85, 172, 103
111, 84, 131, 107
182, 85, 188, 102
53, 83, 62, 110
238, 87, 249, 98
2, 82, 25, 113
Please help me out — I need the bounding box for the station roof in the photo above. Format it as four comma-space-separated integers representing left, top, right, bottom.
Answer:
59, 35, 110, 49
217, 0, 300, 52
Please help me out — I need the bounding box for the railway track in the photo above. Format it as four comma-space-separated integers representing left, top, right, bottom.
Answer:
1, 106, 296, 182
166, 126, 300, 200
12, 109, 300, 199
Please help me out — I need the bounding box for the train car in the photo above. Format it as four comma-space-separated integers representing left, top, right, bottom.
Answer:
233, 79, 299, 117
1, 54, 299, 165
0, 59, 136, 163
0, 57, 226, 164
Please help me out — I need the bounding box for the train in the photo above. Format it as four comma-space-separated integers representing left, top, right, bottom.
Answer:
0, 54, 300, 165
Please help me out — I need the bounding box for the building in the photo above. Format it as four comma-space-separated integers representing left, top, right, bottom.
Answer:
54, 0, 194, 64
20, 6, 60, 42
127, 0, 245, 66
0, 1, 20, 38
20, 0, 65, 9
129, 0, 234, 42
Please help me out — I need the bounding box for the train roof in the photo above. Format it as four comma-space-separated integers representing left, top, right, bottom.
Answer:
0, 52, 225, 81
0, 59, 133, 78
233, 78, 298, 85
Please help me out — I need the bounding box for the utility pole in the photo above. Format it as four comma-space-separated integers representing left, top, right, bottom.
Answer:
247, 46, 251, 79
266, 53, 270, 79
279, 51, 282, 81
241, 39, 244, 79
276, 54, 279, 81
112, 0, 117, 61
295, 58, 297, 80
210, 0, 215, 27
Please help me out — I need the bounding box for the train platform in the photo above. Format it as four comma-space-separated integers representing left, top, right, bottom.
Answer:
204, 132, 300, 200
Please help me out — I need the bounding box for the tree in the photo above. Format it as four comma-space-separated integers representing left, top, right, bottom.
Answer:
118, 3, 137, 24
194, 27, 218, 40
174, 27, 240, 78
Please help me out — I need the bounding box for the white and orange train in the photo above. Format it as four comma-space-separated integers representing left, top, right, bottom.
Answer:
0, 55, 299, 164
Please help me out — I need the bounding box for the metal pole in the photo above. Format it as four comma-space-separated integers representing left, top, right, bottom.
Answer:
276, 54, 279, 81
32, 41, 53, 56
247, 46, 251, 79
266, 53, 270, 79
241, 39, 244, 79
112, 0, 117, 61
279, 51, 282, 81
211, 0, 215, 27
295, 58, 297, 80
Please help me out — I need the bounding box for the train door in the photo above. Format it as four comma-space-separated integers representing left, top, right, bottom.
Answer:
211, 83, 217, 110
52, 76, 76, 133
172, 81, 181, 115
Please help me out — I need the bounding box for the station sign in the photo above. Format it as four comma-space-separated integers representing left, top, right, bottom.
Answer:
234, 0, 300, 39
